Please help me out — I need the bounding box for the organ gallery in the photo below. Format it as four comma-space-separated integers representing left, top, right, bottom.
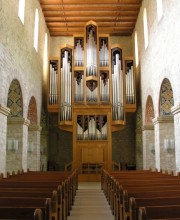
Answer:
48, 21, 136, 180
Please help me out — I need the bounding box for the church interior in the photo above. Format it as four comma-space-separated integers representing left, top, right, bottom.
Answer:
0, 0, 180, 179
1, 1, 180, 219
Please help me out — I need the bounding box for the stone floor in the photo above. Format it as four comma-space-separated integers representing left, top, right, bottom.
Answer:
67, 182, 114, 220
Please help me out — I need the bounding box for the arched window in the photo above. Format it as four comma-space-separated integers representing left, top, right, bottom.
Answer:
134, 31, 139, 67
157, 0, 163, 21
143, 8, 149, 49
18, 0, 25, 24
34, 9, 39, 52
43, 33, 48, 74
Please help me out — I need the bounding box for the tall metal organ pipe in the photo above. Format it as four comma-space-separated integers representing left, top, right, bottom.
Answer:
49, 62, 58, 104
86, 30, 97, 76
60, 51, 72, 121
112, 53, 124, 120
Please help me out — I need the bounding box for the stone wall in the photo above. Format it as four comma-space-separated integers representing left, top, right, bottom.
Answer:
47, 113, 72, 171
0, 0, 48, 173
112, 113, 136, 167
133, 0, 180, 172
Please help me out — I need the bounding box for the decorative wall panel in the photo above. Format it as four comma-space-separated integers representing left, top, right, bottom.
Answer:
160, 78, 174, 116
7, 79, 23, 117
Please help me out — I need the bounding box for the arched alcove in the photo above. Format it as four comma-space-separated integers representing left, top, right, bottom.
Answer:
145, 95, 155, 124
27, 96, 40, 171
158, 78, 175, 173
6, 79, 24, 172
143, 95, 155, 170
7, 79, 23, 117
27, 96, 37, 125
159, 78, 174, 116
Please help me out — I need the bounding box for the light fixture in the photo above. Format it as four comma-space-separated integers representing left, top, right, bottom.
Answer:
28, 143, 34, 153
6, 139, 18, 151
149, 143, 155, 154
164, 138, 175, 154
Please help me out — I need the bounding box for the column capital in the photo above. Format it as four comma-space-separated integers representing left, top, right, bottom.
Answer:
142, 124, 154, 131
29, 125, 42, 132
7, 117, 30, 126
152, 116, 174, 125
0, 104, 10, 116
171, 104, 180, 115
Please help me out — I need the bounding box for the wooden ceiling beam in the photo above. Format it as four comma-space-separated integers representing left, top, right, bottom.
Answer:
40, 0, 141, 5
41, 5, 140, 11
39, 0, 142, 36
43, 11, 139, 17
50, 31, 132, 36
46, 21, 135, 27
49, 26, 133, 32
45, 17, 137, 22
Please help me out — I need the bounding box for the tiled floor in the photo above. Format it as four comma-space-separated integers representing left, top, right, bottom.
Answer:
68, 182, 114, 220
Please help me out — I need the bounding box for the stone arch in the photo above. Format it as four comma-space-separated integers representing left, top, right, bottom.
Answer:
7, 79, 23, 117
27, 96, 37, 125
145, 95, 155, 125
159, 78, 174, 116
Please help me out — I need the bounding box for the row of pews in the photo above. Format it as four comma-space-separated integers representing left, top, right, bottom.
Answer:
0, 169, 78, 220
101, 169, 180, 220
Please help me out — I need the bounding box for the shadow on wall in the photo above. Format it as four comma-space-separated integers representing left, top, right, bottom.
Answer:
47, 160, 59, 171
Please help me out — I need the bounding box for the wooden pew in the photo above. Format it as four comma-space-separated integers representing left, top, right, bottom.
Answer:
138, 205, 180, 220
101, 170, 180, 220
122, 188, 180, 220
0, 208, 43, 220
0, 170, 78, 220
0, 190, 58, 220
0, 198, 51, 220
1, 170, 77, 214
129, 197, 180, 220
0, 182, 68, 220
121, 190, 180, 219
113, 180, 180, 219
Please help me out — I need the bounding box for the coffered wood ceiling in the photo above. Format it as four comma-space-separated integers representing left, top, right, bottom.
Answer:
39, 0, 142, 36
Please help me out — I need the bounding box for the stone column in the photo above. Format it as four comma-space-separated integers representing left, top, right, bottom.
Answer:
152, 116, 174, 172
28, 125, 42, 171
7, 118, 30, 172
142, 125, 155, 170
136, 107, 143, 170
171, 104, 180, 174
40, 130, 48, 171
0, 104, 10, 174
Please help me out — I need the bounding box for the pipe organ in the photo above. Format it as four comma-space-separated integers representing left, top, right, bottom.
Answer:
49, 61, 58, 105
47, 21, 136, 176
125, 59, 135, 104
111, 47, 124, 121
60, 47, 72, 121
77, 115, 107, 140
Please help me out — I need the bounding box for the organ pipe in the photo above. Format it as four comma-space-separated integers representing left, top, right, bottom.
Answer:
74, 71, 84, 102
49, 61, 58, 104
111, 49, 124, 121
60, 49, 72, 121
86, 80, 98, 102
86, 28, 97, 76
77, 115, 107, 140
74, 38, 84, 66
125, 60, 135, 104
100, 72, 109, 102
99, 38, 109, 66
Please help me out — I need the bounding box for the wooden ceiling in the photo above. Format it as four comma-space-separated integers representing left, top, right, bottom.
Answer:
39, 0, 142, 37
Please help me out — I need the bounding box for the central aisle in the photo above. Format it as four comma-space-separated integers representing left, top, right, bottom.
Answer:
68, 182, 114, 220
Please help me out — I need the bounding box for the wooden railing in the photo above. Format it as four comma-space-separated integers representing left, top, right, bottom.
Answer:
112, 161, 120, 171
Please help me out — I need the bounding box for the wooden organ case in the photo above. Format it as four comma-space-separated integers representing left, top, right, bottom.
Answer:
47, 21, 136, 181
